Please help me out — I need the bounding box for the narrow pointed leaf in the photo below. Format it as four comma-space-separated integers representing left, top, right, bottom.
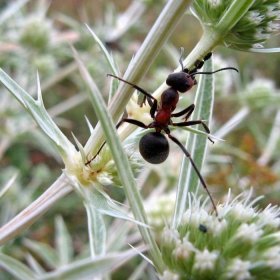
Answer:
24, 239, 58, 269
0, 252, 37, 280
38, 250, 140, 280
72, 47, 163, 271
86, 25, 118, 76
84, 202, 106, 257
55, 216, 73, 266
173, 58, 214, 227
0, 70, 78, 166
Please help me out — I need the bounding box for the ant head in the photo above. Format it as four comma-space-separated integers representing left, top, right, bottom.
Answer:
139, 132, 169, 164
166, 47, 238, 93
166, 72, 196, 93
165, 47, 197, 93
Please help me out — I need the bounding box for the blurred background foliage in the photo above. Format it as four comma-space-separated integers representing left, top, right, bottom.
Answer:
0, 0, 280, 278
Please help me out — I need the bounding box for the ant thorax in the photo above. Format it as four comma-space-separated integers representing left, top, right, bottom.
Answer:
160, 88, 179, 111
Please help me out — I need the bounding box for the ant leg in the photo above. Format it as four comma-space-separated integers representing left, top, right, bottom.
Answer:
107, 74, 158, 118
173, 120, 210, 133
190, 52, 212, 73
85, 118, 148, 165
183, 52, 213, 75
194, 59, 204, 70
203, 52, 212, 61
171, 104, 195, 121
188, 67, 198, 75
172, 120, 214, 144
140, 95, 154, 108
172, 103, 214, 143
167, 133, 218, 217
85, 117, 125, 165
118, 118, 149, 129
85, 141, 107, 165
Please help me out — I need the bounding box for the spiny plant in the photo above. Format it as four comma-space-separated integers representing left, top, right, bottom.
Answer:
0, 0, 280, 279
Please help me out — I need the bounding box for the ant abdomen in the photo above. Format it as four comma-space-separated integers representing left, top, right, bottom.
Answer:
166, 72, 195, 93
139, 132, 169, 164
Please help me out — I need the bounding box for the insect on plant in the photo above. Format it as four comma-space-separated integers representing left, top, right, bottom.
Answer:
86, 48, 238, 216
199, 224, 207, 233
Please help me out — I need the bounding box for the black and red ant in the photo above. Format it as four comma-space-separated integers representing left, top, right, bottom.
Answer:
86, 48, 238, 216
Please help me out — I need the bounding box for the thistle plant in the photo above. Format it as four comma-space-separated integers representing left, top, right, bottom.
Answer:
0, 0, 280, 279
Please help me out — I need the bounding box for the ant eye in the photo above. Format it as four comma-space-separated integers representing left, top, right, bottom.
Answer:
166, 72, 194, 93
139, 132, 169, 164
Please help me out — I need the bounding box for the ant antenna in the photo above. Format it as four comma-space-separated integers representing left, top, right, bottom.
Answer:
191, 67, 239, 76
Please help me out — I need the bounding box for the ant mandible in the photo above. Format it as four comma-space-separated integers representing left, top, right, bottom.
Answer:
86, 48, 238, 216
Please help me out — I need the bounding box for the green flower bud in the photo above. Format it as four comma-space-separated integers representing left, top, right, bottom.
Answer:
20, 17, 51, 50
240, 78, 279, 110
32, 54, 56, 76
160, 192, 280, 279
192, 0, 280, 50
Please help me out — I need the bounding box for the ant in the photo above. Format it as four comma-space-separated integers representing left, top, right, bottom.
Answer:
86, 48, 238, 216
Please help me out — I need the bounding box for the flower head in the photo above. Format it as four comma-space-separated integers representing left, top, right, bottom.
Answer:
239, 78, 279, 110
160, 192, 280, 279
19, 17, 52, 50
145, 192, 176, 233
81, 144, 142, 188
192, 0, 280, 50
